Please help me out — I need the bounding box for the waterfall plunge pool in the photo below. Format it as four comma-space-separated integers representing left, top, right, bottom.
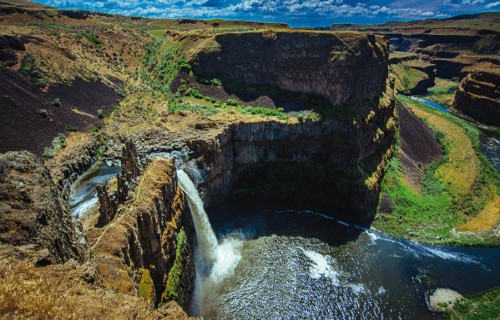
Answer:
191, 201, 500, 320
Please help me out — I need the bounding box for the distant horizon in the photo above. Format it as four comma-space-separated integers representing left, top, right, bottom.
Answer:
31, 0, 500, 28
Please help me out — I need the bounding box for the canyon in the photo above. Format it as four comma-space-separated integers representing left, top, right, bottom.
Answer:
0, 1, 498, 319
329, 13, 500, 125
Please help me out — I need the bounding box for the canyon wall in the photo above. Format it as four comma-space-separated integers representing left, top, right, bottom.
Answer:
87, 156, 195, 308
183, 84, 395, 225
454, 64, 500, 126
0, 149, 194, 318
191, 31, 389, 107
0, 151, 89, 266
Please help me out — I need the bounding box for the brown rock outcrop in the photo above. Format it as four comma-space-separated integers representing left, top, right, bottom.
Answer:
454, 64, 500, 126
96, 140, 140, 227
0, 151, 88, 266
88, 158, 194, 307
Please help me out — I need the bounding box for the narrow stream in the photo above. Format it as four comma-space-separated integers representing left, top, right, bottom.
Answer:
69, 161, 120, 217
191, 201, 500, 320
480, 133, 500, 173
410, 96, 449, 113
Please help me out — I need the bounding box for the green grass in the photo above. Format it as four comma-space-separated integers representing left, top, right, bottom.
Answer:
143, 38, 184, 95
138, 269, 154, 302
237, 105, 288, 120
373, 95, 499, 246
445, 287, 500, 320
427, 78, 460, 108
65, 125, 78, 132
162, 229, 186, 306
389, 62, 428, 94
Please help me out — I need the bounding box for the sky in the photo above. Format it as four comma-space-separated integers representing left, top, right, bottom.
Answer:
33, 0, 500, 27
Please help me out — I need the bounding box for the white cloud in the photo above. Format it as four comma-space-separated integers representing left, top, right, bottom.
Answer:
485, 1, 500, 8
36, 0, 460, 25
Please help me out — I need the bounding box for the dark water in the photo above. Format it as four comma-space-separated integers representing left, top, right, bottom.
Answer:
69, 162, 120, 217
480, 134, 500, 173
197, 202, 500, 320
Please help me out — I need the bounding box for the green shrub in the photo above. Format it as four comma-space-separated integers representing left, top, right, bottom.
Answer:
186, 88, 204, 99
41, 133, 67, 160
52, 98, 62, 108
85, 33, 100, 46
226, 99, 238, 106
66, 125, 78, 132
237, 105, 288, 120
37, 109, 48, 117
177, 56, 191, 71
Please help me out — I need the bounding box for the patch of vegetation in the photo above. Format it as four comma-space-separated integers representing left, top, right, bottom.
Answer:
445, 287, 500, 320
41, 133, 67, 160
169, 102, 220, 117
374, 96, 499, 246
143, 38, 185, 95
225, 98, 238, 106
52, 98, 62, 108
162, 229, 186, 306
84, 33, 100, 46
20, 54, 47, 88
426, 78, 460, 108
66, 125, 78, 132
138, 268, 155, 302
199, 78, 223, 86
389, 62, 427, 94
237, 105, 288, 120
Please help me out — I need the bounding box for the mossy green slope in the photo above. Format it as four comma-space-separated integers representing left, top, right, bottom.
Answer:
373, 95, 499, 246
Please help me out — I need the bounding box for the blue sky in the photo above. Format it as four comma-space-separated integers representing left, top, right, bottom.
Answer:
34, 0, 500, 27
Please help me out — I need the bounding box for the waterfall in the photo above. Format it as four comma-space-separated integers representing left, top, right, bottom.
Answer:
177, 170, 218, 263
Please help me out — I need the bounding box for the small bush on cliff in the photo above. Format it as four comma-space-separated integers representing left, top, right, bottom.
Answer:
186, 88, 204, 99
41, 133, 67, 160
52, 98, 62, 107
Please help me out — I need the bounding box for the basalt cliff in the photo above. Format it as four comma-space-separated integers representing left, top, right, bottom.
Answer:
0, 1, 395, 318
329, 12, 500, 125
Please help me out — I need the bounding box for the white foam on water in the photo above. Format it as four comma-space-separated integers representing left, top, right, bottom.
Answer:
209, 235, 244, 283
366, 228, 480, 264
71, 196, 98, 218
377, 286, 387, 295
302, 249, 341, 285
348, 283, 368, 294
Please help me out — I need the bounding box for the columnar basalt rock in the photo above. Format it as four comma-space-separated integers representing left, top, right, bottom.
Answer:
96, 140, 140, 227
454, 65, 500, 126
191, 31, 389, 107
89, 158, 194, 307
96, 184, 117, 227
177, 82, 396, 225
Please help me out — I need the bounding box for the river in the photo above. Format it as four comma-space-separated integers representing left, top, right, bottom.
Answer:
191, 201, 500, 319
